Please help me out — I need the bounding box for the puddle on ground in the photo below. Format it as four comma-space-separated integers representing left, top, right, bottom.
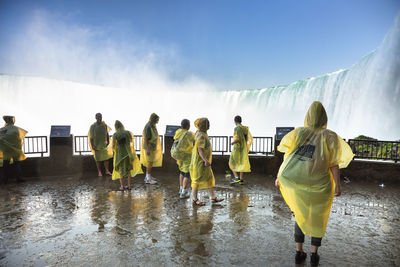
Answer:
0, 172, 399, 266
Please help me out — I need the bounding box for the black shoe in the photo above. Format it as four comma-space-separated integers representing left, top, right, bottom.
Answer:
310, 253, 320, 266
295, 251, 307, 264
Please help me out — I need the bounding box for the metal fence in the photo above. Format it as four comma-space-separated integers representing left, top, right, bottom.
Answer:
23, 136, 48, 157
21, 135, 400, 162
209, 136, 229, 155
348, 139, 400, 162
228, 136, 274, 155
251, 136, 274, 155
74, 135, 164, 155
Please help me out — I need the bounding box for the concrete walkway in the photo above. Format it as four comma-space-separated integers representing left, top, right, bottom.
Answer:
1, 172, 399, 266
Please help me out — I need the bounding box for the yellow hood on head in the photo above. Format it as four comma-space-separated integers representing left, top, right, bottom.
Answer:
304, 101, 327, 129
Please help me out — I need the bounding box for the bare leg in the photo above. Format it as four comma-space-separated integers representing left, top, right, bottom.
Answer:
311, 245, 318, 253
146, 163, 152, 175
119, 177, 125, 190
232, 170, 239, 178
182, 177, 189, 189
179, 173, 183, 188
296, 243, 304, 252
207, 188, 216, 199
239, 172, 244, 179
127, 177, 132, 190
104, 160, 112, 175
192, 188, 198, 200
96, 162, 103, 176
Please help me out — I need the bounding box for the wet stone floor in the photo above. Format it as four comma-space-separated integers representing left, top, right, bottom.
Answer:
0, 172, 399, 267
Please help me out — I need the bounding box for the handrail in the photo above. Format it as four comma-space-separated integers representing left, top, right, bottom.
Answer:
23, 136, 48, 157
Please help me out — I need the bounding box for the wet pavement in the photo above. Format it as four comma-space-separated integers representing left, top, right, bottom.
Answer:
0, 172, 399, 266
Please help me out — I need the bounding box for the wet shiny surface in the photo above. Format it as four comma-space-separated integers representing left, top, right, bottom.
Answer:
1, 173, 399, 266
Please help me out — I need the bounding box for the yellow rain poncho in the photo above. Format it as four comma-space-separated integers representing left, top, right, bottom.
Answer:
190, 118, 215, 190
0, 117, 27, 167
88, 121, 113, 162
140, 113, 163, 168
229, 125, 253, 172
112, 120, 143, 180
171, 129, 195, 173
277, 101, 354, 238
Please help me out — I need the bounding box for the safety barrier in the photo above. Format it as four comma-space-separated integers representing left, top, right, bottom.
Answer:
228, 136, 274, 155
23, 136, 48, 157
74, 135, 164, 155
348, 139, 400, 162
209, 136, 229, 155
23, 135, 400, 162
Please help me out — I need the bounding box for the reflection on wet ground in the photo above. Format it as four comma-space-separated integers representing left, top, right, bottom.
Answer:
1, 172, 399, 266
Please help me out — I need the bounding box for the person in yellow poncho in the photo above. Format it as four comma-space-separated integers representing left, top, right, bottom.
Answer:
0, 116, 27, 184
112, 120, 143, 191
229, 115, 253, 185
189, 118, 224, 206
140, 113, 162, 184
89, 113, 113, 177
275, 101, 354, 266
171, 119, 195, 199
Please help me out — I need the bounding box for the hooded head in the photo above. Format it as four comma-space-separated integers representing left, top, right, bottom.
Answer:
3, 116, 15, 125
304, 101, 328, 129
149, 113, 159, 124
194, 118, 210, 132
115, 120, 125, 131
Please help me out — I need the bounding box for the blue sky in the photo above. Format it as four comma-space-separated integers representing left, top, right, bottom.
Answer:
0, 0, 399, 90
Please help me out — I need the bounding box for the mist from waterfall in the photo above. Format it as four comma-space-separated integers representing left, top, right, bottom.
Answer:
0, 13, 399, 140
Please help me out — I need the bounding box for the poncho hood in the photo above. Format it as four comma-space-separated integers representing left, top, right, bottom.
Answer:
304, 101, 328, 129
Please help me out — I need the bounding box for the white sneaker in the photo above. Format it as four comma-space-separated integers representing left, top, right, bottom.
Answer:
145, 177, 157, 185
179, 190, 190, 199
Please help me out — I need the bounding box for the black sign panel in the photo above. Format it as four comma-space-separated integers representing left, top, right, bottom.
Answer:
276, 127, 294, 141
165, 125, 181, 137
50, 125, 71, 137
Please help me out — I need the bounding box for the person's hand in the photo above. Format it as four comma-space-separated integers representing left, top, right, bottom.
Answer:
274, 178, 280, 188
335, 185, 341, 196
204, 160, 210, 167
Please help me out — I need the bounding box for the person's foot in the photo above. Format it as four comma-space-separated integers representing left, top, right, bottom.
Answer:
105, 171, 112, 176
192, 199, 205, 206
295, 251, 307, 264
239, 179, 244, 185
144, 177, 157, 184
211, 197, 224, 204
230, 177, 240, 185
310, 252, 319, 266
98, 172, 103, 177
180, 190, 190, 199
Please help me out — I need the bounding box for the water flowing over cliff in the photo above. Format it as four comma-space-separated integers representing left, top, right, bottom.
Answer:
1, 15, 399, 139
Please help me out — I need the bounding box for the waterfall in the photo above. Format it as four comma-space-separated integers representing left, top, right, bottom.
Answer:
1, 15, 399, 140
218, 14, 400, 140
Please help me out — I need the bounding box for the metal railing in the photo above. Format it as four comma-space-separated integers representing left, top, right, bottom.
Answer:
74, 136, 91, 155
228, 136, 273, 155
23, 136, 48, 157
348, 139, 400, 162
74, 135, 164, 155
209, 136, 229, 155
